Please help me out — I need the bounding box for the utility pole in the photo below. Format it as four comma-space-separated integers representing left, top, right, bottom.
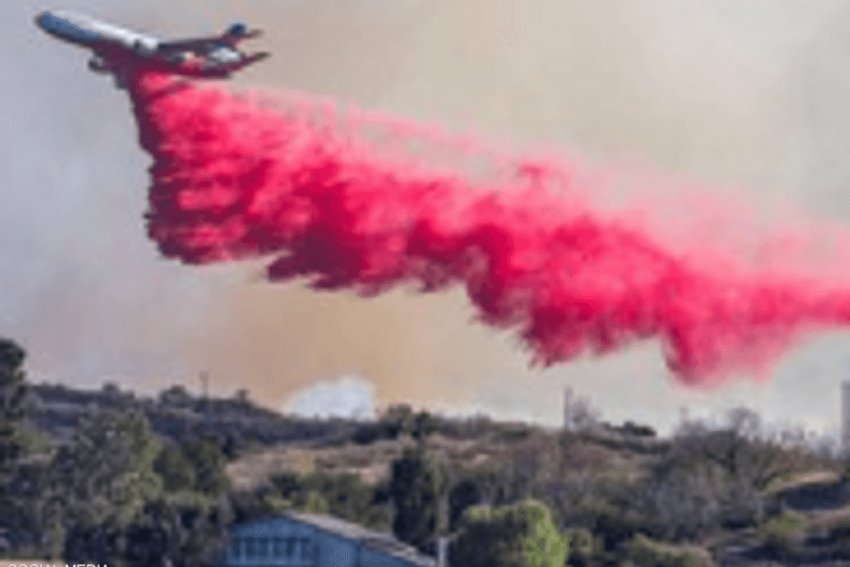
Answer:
200, 371, 210, 418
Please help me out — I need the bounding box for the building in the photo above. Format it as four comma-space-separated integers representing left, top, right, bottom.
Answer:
224, 512, 436, 567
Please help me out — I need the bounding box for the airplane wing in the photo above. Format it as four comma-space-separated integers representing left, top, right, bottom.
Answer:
158, 38, 222, 52
157, 24, 262, 52
155, 25, 269, 78
158, 36, 258, 52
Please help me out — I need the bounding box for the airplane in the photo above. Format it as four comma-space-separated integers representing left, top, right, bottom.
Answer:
34, 10, 270, 80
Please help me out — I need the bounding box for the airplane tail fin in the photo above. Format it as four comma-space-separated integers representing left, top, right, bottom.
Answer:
224, 23, 262, 42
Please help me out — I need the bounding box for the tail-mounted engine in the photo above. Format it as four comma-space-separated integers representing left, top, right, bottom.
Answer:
87, 55, 110, 73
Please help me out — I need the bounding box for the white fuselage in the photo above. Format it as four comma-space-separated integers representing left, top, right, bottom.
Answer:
36, 10, 160, 55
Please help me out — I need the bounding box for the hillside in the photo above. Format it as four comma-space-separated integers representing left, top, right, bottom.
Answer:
16, 380, 850, 566
28, 381, 360, 449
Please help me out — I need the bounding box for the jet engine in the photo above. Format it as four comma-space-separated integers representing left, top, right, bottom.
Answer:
87, 55, 110, 73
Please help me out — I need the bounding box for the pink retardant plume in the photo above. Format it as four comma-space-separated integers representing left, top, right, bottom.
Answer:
126, 72, 850, 384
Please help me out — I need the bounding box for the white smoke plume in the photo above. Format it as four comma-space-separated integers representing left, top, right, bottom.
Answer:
284, 376, 377, 420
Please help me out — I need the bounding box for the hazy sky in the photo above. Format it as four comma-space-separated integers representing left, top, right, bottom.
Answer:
6, 1, 850, 433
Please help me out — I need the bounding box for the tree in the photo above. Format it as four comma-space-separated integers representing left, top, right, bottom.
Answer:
381, 404, 416, 439
449, 477, 485, 530
642, 457, 727, 540
181, 437, 230, 498
124, 493, 232, 567
154, 443, 197, 493
668, 408, 806, 529
5, 458, 65, 558
675, 408, 803, 492
0, 338, 30, 476
157, 385, 193, 408
412, 411, 438, 442
389, 447, 444, 551
450, 500, 569, 567
0, 339, 60, 556
55, 410, 162, 563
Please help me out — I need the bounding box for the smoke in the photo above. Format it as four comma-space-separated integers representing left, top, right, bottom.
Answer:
8, 1, 850, 430
285, 375, 377, 420
126, 71, 850, 384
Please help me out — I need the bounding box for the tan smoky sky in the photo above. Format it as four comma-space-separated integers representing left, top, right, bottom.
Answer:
6, 1, 850, 433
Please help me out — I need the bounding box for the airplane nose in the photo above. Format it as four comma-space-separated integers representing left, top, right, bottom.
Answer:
34, 11, 53, 31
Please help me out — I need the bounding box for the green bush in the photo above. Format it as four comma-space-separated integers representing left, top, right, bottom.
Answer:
622, 534, 714, 567
451, 500, 569, 567
566, 527, 597, 567
759, 510, 806, 560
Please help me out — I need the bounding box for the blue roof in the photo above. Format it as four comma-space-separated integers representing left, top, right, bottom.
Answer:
231, 512, 436, 566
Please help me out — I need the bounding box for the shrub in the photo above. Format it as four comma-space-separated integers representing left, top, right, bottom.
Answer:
566, 527, 597, 567
451, 500, 569, 567
622, 534, 714, 567
759, 510, 806, 560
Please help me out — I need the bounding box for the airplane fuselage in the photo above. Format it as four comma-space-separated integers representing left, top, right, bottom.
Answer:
36, 11, 159, 54
34, 10, 268, 80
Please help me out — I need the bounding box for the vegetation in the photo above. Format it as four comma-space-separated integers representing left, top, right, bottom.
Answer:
263, 470, 391, 529
758, 509, 807, 561
450, 500, 569, 567
0, 339, 31, 475
0, 339, 61, 556
621, 534, 714, 567
390, 446, 445, 551
2, 335, 849, 566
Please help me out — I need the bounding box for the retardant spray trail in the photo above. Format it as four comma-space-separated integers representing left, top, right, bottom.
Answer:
127, 72, 850, 384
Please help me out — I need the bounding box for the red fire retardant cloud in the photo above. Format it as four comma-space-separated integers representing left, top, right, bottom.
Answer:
127, 72, 850, 384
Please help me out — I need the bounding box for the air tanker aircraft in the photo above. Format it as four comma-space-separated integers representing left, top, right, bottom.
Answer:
35, 10, 270, 80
